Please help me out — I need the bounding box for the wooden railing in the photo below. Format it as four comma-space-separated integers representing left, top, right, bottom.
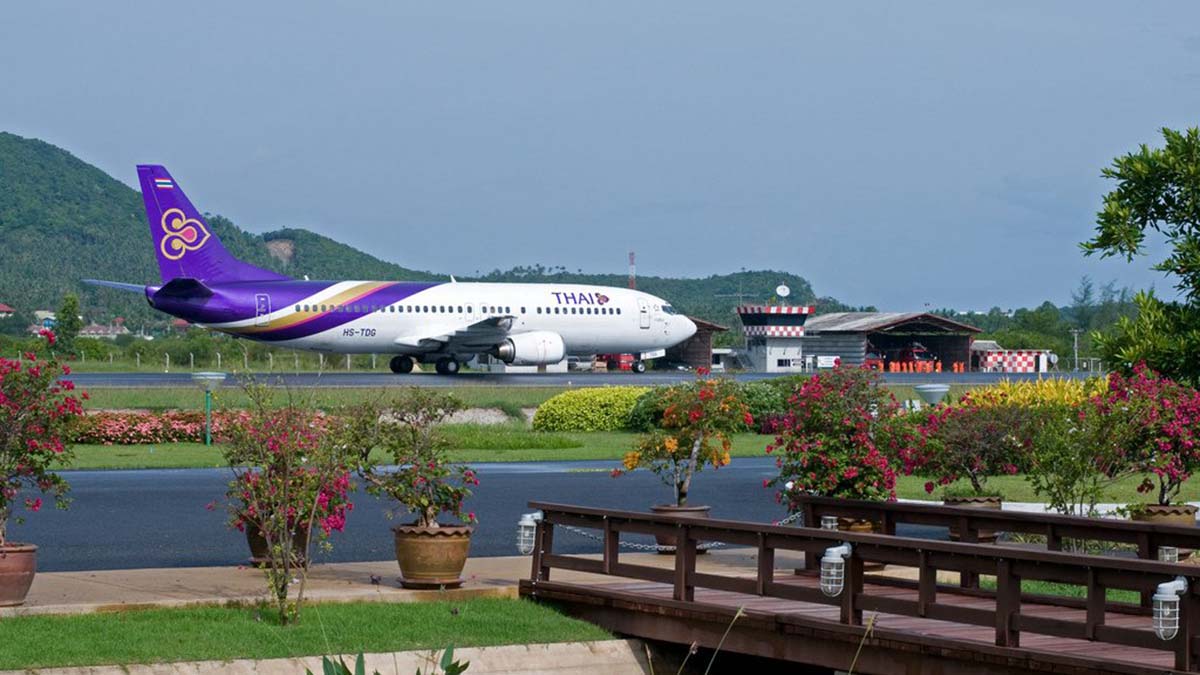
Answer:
526, 502, 1200, 671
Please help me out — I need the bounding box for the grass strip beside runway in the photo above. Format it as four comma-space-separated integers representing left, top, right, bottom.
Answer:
0, 598, 609, 670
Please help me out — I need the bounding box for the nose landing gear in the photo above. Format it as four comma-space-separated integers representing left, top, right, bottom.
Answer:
389, 355, 414, 374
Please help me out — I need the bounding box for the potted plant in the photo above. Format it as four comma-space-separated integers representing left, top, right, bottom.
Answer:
1101, 365, 1200, 526
766, 366, 907, 532
0, 331, 84, 606
914, 401, 1034, 541
357, 389, 478, 588
220, 385, 357, 624
614, 368, 751, 549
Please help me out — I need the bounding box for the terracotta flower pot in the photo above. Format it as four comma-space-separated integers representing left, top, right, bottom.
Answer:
649, 504, 711, 554
245, 524, 311, 568
1131, 504, 1199, 527
0, 543, 37, 607
392, 525, 473, 589
944, 495, 1002, 543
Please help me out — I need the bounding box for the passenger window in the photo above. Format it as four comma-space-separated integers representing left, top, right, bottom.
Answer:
458, 306, 463, 313
537, 307, 542, 314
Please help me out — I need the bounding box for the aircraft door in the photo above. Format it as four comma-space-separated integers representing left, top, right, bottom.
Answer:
637, 298, 650, 329
254, 294, 271, 327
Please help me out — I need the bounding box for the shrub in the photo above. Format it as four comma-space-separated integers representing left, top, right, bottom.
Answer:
913, 403, 1039, 498
1026, 406, 1131, 517
72, 410, 253, 445
737, 381, 789, 431
626, 387, 670, 432
533, 387, 649, 432
964, 377, 1108, 409
767, 367, 909, 504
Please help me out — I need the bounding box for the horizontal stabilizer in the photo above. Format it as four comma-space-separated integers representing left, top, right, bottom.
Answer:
83, 279, 145, 294
153, 277, 213, 299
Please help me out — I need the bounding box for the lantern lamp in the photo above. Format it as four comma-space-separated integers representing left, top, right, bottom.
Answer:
1153, 576, 1189, 641
819, 543, 853, 597
516, 511, 543, 555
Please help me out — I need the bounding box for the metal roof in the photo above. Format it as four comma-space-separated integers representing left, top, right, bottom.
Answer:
802, 312, 982, 334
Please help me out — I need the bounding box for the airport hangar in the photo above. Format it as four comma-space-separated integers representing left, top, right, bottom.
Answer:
736, 307, 982, 373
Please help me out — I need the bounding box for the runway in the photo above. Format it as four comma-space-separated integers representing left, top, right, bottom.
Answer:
9, 457, 944, 572
67, 370, 1091, 388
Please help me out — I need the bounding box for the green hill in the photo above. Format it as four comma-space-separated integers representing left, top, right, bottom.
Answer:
0, 131, 828, 330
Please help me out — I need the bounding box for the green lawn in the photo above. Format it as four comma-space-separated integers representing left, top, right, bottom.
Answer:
66, 427, 772, 469
0, 599, 609, 671
82, 386, 567, 414
977, 577, 1141, 604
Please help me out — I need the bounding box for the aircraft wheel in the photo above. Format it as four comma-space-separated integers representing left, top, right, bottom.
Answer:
389, 355, 414, 374
632, 360, 647, 374
436, 358, 460, 375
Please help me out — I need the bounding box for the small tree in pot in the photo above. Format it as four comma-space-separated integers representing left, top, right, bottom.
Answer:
221, 385, 357, 624
614, 369, 751, 548
355, 389, 478, 589
0, 331, 85, 606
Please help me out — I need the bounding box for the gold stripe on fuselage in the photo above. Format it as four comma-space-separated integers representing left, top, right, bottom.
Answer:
229, 281, 394, 335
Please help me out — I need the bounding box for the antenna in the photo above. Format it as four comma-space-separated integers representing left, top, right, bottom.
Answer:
628, 250, 636, 289
776, 284, 790, 305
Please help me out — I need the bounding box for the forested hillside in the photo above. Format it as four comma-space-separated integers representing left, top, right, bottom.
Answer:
0, 132, 826, 331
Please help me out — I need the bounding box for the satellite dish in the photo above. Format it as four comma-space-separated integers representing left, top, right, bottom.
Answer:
776, 284, 791, 298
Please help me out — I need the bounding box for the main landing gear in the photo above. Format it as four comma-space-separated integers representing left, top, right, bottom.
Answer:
632, 360, 647, 374
389, 355, 414, 374
434, 357, 460, 375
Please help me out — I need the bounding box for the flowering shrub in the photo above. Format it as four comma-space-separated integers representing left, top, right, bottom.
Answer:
1098, 364, 1200, 506
356, 389, 477, 528
533, 387, 649, 432
220, 385, 359, 625
0, 331, 85, 546
912, 402, 1037, 498
767, 367, 906, 506
962, 377, 1109, 410
614, 369, 752, 507
72, 410, 253, 445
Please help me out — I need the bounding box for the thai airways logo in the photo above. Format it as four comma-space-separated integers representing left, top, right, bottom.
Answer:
552, 291, 609, 305
159, 208, 211, 260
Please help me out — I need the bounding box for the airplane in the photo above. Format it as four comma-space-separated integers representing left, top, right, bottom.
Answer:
86, 165, 697, 375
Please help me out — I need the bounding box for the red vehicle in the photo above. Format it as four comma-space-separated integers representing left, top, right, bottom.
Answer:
863, 343, 885, 371
598, 353, 639, 372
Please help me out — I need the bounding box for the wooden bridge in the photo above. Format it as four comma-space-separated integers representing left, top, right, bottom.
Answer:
519, 500, 1200, 674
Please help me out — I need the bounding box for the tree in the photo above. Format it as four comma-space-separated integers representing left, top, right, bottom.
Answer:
1082, 127, 1200, 383
55, 294, 82, 355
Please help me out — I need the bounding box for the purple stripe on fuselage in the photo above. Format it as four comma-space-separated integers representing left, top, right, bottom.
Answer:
149, 281, 441, 341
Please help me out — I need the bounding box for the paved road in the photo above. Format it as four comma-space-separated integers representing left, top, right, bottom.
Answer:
68, 370, 1091, 388
11, 458, 942, 572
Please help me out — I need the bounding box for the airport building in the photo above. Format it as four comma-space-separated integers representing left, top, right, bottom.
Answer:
736, 304, 816, 373
800, 312, 981, 369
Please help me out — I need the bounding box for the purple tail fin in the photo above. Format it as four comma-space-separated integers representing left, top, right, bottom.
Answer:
137, 165, 289, 284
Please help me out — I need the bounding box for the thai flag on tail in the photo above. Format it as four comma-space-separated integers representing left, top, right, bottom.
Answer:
154, 178, 174, 190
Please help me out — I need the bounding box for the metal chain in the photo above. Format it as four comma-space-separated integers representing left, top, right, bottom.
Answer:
557, 510, 805, 553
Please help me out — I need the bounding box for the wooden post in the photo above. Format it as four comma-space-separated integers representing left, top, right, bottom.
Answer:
1138, 532, 1153, 608
803, 503, 820, 571
995, 560, 1020, 648
959, 516, 979, 589
1046, 523, 1062, 552
1175, 586, 1199, 671
530, 521, 554, 583
1085, 568, 1104, 640
841, 556, 863, 626
881, 511, 896, 536
673, 525, 695, 602
918, 550, 936, 617
602, 518, 618, 575
756, 532, 774, 596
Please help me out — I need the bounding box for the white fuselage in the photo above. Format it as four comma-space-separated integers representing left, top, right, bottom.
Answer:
207, 282, 697, 358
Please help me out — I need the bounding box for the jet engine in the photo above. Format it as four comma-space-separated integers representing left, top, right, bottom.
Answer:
493, 331, 566, 366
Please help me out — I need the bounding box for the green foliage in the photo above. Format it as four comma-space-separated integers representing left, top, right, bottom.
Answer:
1082, 126, 1200, 382
1026, 408, 1128, 517
625, 387, 670, 432
736, 380, 789, 428
532, 387, 649, 432
55, 294, 82, 354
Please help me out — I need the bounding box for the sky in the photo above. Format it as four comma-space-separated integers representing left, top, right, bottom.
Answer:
1, 2, 1198, 310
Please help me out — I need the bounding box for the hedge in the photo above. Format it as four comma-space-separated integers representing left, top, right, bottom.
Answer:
532, 387, 650, 432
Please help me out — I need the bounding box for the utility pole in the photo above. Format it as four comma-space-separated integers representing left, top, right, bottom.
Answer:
628, 251, 636, 289
1070, 329, 1082, 372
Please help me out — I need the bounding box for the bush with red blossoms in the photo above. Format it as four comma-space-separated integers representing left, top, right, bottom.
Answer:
766, 366, 909, 507
220, 385, 360, 625
0, 331, 85, 546
1098, 364, 1200, 506
912, 402, 1036, 498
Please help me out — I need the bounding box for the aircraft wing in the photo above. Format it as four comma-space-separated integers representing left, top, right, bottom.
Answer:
392, 315, 515, 352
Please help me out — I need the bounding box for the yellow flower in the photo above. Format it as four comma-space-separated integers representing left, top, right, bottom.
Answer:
622, 451, 641, 470
663, 437, 679, 452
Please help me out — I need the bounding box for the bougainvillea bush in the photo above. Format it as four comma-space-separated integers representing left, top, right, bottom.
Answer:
0, 331, 85, 546
912, 401, 1038, 498
354, 388, 478, 528
72, 410, 252, 445
767, 366, 909, 508
1098, 364, 1200, 506
614, 369, 752, 507
220, 386, 357, 625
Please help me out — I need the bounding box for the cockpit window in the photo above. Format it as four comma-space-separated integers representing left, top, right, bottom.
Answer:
662, 304, 677, 315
